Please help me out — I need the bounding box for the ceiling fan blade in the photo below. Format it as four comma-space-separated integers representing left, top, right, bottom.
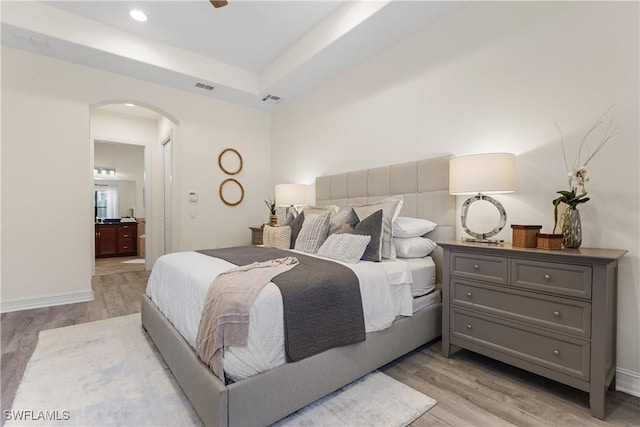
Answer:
210, 0, 228, 7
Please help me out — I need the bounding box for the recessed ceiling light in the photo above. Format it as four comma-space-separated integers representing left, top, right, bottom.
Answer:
129, 9, 147, 22
124, 103, 136, 107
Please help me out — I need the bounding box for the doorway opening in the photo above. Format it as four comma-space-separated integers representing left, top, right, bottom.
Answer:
93, 140, 146, 276
89, 101, 179, 277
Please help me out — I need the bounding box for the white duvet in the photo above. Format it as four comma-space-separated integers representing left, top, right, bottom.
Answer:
146, 250, 415, 381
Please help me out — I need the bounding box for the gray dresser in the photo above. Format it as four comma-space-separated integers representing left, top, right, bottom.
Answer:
440, 241, 626, 420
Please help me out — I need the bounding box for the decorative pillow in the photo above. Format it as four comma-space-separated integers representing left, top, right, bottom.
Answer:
393, 217, 437, 238
393, 237, 438, 258
351, 195, 403, 260
343, 209, 384, 262
285, 211, 305, 249
317, 233, 371, 264
262, 225, 292, 250
301, 205, 340, 215
294, 211, 331, 254
329, 207, 357, 235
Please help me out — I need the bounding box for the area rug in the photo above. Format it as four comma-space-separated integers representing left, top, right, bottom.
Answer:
8, 314, 436, 427
120, 259, 145, 264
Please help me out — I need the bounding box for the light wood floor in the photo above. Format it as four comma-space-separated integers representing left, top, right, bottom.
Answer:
1, 271, 638, 426
94, 256, 146, 275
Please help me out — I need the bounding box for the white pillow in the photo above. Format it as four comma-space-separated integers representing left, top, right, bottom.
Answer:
351, 195, 403, 260
393, 217, 437, 238
262, 225, 291, 250
393, 237, 438, 258
317, 233, 371, 264
294, 212, 331, 254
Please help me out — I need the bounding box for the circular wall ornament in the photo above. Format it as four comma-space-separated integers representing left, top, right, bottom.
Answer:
219, 178, 245, 206
218, 148, 243, 175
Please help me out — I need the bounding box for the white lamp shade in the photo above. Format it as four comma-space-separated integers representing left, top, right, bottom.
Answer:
449, 153, 516, 195
275, 183, 307, 206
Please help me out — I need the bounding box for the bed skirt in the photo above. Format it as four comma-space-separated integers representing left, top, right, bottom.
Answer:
141, 294, 441, 427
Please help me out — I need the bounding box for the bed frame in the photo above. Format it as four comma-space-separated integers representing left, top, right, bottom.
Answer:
141, 156, 455, 426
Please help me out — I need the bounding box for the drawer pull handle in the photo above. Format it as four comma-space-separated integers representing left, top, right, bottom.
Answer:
473, 264, 480, 270
553, 311, 561, 317
466, 292, 473, 298
553, 350, 560, 356
466, 324, 472, 330
544, 274, 551, 280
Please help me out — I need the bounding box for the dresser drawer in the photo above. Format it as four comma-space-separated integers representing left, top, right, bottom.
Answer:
118, 240, 135, 253
450, 252, 508, 284
451, 309, 590, 380
511, 259, 592, 299
452, 279, 591, 337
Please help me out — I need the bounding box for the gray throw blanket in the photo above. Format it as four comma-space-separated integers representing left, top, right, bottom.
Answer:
197, 246, 366, 363
195, 256, 299, 380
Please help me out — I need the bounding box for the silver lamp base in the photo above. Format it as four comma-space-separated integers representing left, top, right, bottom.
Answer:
460, 194, 507, 244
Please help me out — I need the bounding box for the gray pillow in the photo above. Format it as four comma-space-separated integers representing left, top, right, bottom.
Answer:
343, 209, 383, 262
285, 211, 305, 249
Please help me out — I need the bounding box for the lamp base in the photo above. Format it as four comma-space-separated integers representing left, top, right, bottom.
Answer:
461, 194, 508, 241
462, 237, 504, 244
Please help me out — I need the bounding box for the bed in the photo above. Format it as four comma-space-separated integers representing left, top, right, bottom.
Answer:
141, 156, 455, 426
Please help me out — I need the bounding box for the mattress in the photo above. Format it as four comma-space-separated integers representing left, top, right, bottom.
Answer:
146, 250, 417, 382
396, 257, 436, 297
412, 289, 441, 313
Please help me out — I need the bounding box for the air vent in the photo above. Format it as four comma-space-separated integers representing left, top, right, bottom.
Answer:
261, 94, 283, 104
195, 82, 214, 91
12, 32, 50, 48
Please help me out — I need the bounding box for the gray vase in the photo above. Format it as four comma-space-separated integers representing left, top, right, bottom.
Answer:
562, 208, 582, 249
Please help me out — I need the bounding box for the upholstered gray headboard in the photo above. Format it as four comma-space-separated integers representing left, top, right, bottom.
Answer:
315, 156, 456, 284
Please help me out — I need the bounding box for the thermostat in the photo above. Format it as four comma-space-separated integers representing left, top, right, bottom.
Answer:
188, 191, 198, 202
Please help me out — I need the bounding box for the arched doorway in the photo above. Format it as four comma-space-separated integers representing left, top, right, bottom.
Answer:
89, 100, 179, 276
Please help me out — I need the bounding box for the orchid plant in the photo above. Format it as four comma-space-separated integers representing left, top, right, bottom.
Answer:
552, 106, 621, 233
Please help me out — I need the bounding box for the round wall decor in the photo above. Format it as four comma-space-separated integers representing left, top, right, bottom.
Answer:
218, 148, 243, 175
219, 178, 245, 206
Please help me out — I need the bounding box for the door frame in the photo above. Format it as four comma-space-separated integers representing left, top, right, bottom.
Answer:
162, 134, 173, 255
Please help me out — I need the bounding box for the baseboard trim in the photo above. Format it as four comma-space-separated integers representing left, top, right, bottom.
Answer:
0, 290, 94, 313
616, 367, 640, 398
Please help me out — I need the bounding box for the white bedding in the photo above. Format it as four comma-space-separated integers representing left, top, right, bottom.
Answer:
146, 250, 415, 382
412, 289, 441, 313
398, 257, 436, 297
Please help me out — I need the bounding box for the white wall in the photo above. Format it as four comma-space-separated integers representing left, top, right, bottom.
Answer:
1, 46, 271, 310
272, 2, 640, 387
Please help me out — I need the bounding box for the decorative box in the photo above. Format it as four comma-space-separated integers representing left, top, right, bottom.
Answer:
511, 225, 542, 248
537, 233, 563, 250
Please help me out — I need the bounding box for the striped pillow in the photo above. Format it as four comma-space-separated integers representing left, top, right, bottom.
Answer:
317, 233, 371, 264
294, 212, 331, 254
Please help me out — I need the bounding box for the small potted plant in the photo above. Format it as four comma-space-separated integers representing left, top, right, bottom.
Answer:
265, 197, 277, 226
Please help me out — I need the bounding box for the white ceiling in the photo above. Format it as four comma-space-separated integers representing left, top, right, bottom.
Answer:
1, 1, 468, 111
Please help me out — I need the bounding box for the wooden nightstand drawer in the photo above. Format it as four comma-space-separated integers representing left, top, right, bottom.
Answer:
452, 279, 591, 337
512, 259, 592, 299
452, 309, 590, 381
450, 252, 508, 284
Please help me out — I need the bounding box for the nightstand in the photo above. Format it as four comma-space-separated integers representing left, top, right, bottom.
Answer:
440, 241, 626, 420
249, 226, 263, 245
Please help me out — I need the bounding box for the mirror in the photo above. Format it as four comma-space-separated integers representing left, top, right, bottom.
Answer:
94, 141, 145, 221
94, 180, 138, 219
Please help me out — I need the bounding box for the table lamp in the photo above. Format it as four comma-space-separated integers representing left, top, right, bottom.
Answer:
449, 153, 516, 243
275, 183, 307, 216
